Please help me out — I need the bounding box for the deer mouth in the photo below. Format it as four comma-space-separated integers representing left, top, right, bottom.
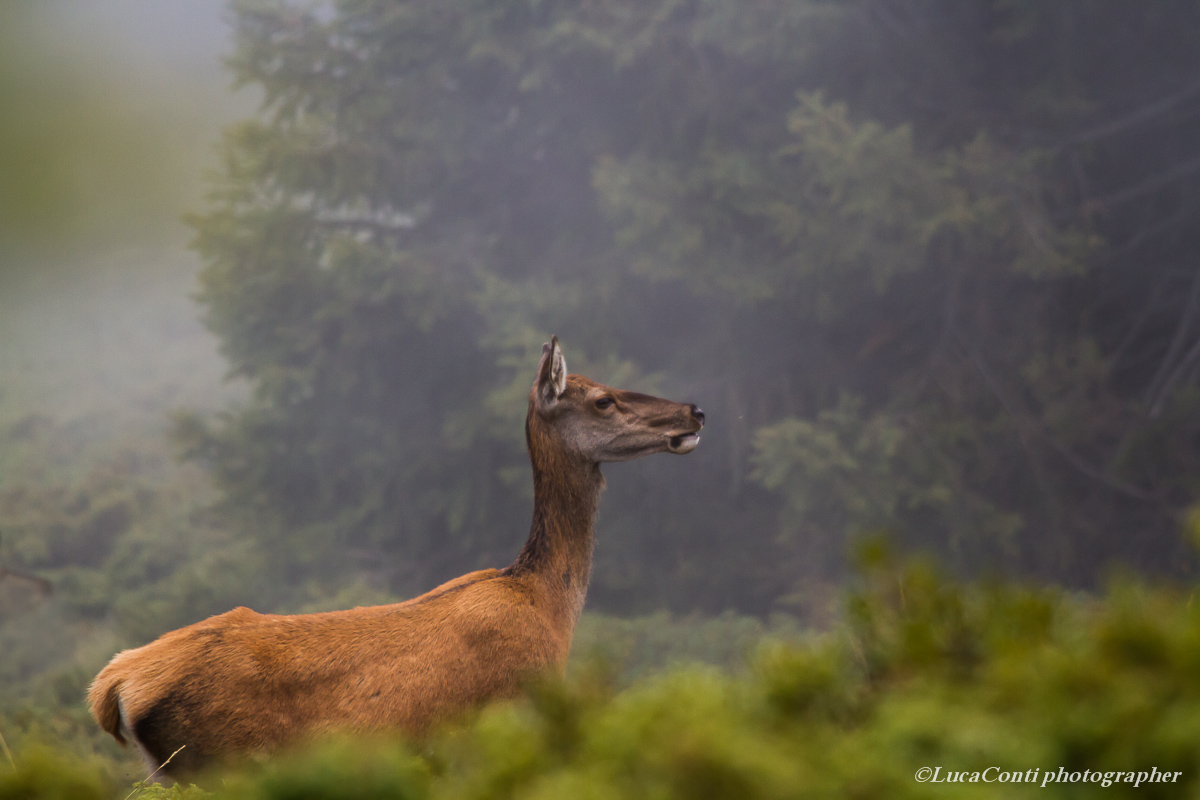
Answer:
668, 433, 700, 454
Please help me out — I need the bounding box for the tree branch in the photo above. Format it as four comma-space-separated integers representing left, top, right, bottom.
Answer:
1067, 77, 1200, 145
1109, 276, 1167, 372
1150, 323, 1200, 417
1087, 154, 1200, 211
965, 342, 1156, 503
1146, 268, 1200, 411
1109, 204, 1194, 259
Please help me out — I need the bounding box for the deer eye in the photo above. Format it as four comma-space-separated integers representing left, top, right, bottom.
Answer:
595, 397, 614, 410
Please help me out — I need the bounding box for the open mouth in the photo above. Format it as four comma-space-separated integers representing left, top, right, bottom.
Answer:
668, 433, 700, 454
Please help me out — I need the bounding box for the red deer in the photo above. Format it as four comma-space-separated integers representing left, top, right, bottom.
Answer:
88, 337, 704, 777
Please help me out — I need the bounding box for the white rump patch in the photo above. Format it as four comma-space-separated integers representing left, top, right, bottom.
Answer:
119, 697, 163, 777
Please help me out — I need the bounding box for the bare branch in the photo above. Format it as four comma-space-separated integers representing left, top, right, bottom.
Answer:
1067, 77, 1200, 145
0, 566, 53, 597
314, 207, 417, 230
1088, 154, 1200, 211
1146, 268, 1200, 411
1150, 326, 1200, 417
1109, 277, 1167, 372
966, 342, 1156, 503
1110, 204, 1195, 258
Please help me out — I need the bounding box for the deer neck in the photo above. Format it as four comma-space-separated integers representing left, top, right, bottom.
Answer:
506, 417, 604, 624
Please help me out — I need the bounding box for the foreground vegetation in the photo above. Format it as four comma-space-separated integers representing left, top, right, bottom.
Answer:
5, 545, 1200, 799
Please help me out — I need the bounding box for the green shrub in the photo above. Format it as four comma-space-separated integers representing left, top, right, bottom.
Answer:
0, 746, 109, 800
9, 556, 1200, 799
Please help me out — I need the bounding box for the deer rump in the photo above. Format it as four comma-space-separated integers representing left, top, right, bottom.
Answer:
91, 573, 563, 772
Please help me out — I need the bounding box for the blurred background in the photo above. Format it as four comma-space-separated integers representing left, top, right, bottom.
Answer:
4, 0, 1200, 781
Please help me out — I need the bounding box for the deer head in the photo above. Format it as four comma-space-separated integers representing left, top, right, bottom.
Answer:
531, 336, 704, 463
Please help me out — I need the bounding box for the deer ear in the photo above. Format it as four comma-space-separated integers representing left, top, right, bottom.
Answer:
535, 335, 568, 411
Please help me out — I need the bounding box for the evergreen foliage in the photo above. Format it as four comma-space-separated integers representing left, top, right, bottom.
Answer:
177, 0, 1200, 614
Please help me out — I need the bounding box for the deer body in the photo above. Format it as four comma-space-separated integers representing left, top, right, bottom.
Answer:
89, 338, 703, 777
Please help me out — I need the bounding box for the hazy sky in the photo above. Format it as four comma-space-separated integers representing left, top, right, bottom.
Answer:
39, 0, 234, 75
2, 2, 249, 429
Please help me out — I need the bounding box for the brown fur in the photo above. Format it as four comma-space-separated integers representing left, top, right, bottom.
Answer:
88, 338, 703, 777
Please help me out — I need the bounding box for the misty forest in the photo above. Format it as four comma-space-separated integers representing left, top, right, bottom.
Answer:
5, 1, 1200, 797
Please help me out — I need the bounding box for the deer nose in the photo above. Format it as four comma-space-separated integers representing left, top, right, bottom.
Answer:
689, 404, 705, 425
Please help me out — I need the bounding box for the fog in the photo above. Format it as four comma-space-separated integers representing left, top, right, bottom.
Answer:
1, 0, 246, 435
3, 2, 1200, 783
